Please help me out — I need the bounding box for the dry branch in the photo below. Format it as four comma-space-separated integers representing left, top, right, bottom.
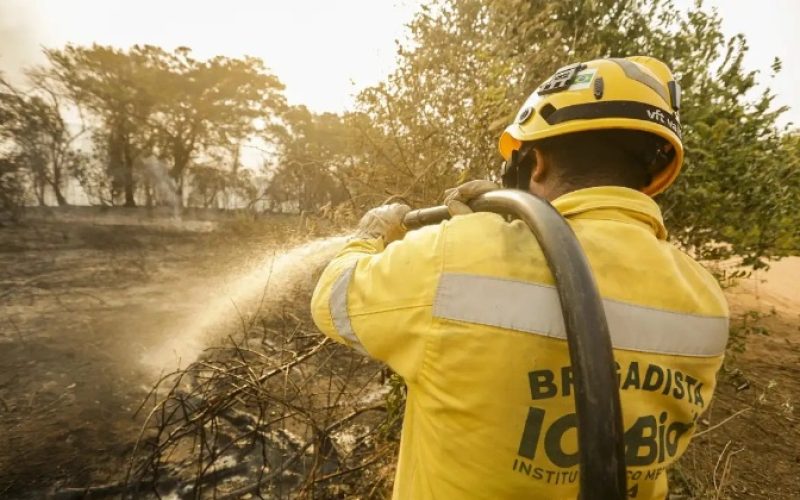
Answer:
102, 292, 400, 499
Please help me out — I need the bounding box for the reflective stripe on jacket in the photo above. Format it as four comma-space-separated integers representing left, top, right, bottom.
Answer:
311, 186, 729, 499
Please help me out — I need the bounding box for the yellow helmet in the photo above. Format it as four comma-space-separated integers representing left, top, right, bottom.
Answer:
499, 56, 683, 196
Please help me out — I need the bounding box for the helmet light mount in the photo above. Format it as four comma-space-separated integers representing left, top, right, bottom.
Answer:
537, 63, 587, 95
668, 80, 681, 111
516, 106, 535, 124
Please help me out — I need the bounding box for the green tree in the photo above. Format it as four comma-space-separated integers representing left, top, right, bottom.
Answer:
44, 44, 155, 206
42, 45, 287, 208
353, 1, 511, 205
267, 106, 354, 212
354, 0, 799, 269
0, 73, 85, 206
0, 155, 26, 220
139, 46, 286, 205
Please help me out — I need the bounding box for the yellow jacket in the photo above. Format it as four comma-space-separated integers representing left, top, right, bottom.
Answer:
311, 186, 728, 499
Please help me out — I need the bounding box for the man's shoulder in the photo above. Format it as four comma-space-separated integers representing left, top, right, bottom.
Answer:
665, 245, 729, 317
605, 237, 729, 318
438, 212, 552, 283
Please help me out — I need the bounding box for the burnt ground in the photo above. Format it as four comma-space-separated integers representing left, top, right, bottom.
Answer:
0, 207, 312, 498
0, 207, 797, 498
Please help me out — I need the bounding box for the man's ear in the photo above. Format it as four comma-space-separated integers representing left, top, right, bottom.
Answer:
531, 148, 547, 183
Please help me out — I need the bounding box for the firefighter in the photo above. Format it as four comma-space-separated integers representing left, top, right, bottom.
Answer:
311, 56, 728, 499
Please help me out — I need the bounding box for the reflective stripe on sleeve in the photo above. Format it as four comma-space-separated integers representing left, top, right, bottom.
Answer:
329, 263, 368, 355
433, 273, 729, 357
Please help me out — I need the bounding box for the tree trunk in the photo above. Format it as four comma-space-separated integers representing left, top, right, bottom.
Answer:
170, 153, 188, 209
123, 141, 136, 207
124, 167, 136, 207
49, 143, 70, 206
35, 177, 46, 206
51, 165, 69, 206
53, 185, 68, 206
176, 180, 184, 208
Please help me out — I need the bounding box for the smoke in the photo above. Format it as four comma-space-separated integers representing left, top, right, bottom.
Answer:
140, 156, 182, 213
0, 0, 45, 83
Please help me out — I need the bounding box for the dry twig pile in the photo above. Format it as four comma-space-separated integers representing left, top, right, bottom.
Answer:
120, 290, 402, 499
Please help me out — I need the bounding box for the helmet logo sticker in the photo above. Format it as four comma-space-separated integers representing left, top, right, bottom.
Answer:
537, 62, 586, 95
567, 69, 598, 91
539, 101, 682, 140
645, 108, 681, 137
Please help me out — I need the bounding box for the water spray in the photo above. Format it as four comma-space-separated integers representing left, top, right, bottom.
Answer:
142, 236, 347, 370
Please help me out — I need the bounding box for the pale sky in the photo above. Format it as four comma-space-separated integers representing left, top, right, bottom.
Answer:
675, 0, 800, 128
0, 0, 423, 112
0, 0, 797, 126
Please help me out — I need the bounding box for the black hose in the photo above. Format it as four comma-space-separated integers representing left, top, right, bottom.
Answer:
403, 190, 627, 499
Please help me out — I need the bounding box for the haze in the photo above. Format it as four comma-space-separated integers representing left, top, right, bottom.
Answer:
0, 0, 797, 124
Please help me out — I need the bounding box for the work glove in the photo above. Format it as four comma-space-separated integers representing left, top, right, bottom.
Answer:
354, 203, 411, 244
443, 180, 500, 215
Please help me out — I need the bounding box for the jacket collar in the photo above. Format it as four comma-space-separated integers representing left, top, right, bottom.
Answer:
551, 186, 668, 240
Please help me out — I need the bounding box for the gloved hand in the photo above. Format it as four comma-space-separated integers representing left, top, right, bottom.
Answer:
443, 180, 500, 215
354, 203, 411, 244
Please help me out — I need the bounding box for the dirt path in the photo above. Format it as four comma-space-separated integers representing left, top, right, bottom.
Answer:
673, 257, 800, 498
0, 209, 305, 497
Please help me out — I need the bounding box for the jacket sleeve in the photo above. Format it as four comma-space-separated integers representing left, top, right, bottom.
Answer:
310, 226, 443, 382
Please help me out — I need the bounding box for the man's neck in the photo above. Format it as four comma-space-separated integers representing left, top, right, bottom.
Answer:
535, 180, 637, 202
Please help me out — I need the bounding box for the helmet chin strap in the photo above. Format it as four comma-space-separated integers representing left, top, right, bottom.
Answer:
501, 144, 536, 190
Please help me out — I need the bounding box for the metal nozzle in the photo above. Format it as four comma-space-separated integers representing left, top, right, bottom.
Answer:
402, 206, 452, 229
